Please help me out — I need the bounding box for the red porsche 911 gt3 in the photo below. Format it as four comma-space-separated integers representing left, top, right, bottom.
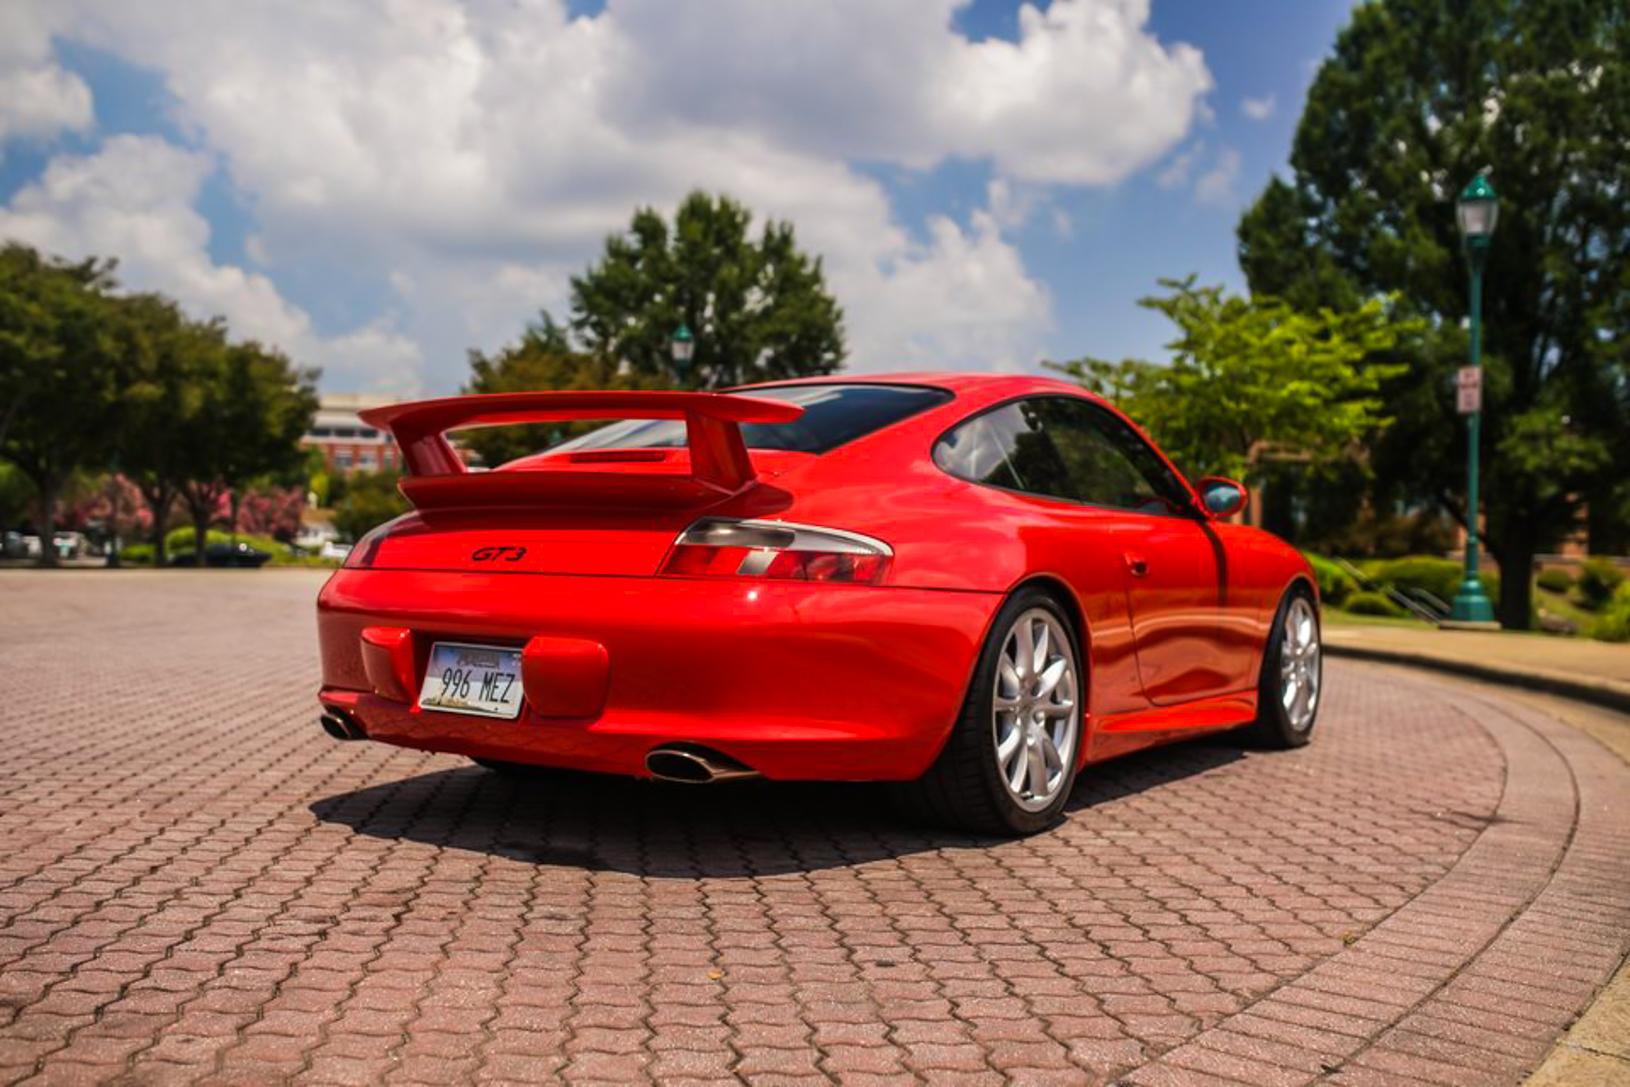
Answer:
315, 374, 1321, 835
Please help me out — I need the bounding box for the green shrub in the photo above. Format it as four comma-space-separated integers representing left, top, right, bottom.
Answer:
1578, 558, 1625, 608
1302, 552, 1357, 606
120, 543, 155, 565
1367, 554, 1498, 610
1344, 590, 1408, 618
1592, 584, 1630, 642
1536, 568, 1574, 594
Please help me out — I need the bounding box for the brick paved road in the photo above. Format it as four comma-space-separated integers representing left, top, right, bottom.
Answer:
1, 571, 1626, 1086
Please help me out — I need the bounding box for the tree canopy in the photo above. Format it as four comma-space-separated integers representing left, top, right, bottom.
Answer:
1048, 278, 1416, 483
0, 241, 318, 565
566, 191, 845, 388
1237, 0, 1629, 626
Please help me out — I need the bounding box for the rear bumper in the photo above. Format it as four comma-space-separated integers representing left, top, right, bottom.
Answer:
316, 569, 1000, 780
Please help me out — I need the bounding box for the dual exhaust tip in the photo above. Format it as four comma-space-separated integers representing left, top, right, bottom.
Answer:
644, 744, 760, 784
319, 708, 366, 741
319, 711, 753, 785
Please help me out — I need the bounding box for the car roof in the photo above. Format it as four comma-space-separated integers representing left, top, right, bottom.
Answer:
734, 371, 1100, 410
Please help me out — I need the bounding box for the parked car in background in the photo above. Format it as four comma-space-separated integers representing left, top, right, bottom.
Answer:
169, 541, 274, 568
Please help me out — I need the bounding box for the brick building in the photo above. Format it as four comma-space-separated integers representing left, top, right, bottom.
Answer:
301, 393, 402, 474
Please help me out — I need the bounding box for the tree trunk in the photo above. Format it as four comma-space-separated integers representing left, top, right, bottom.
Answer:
193, 507, 210, 567
36, 471, 59, 568
1495, 537, 1535, 631
141, 483, 174, 565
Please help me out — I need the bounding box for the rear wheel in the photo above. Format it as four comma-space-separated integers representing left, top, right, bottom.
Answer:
1249, 587, 1322, 748
896, 588, 1084, 836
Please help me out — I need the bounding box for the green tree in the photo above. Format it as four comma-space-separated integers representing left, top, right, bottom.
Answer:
175, 339, 318, 565
460, 316, 666, 466
114, 294, 221, 564
333, 469, 407, 541
1048, 278, 1415, 483
567, 192, 845, 388
0, 243, 129, 566
1236, 0, 1629, 627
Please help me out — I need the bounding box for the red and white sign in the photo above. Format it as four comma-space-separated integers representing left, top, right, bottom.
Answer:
1456, 366, 1482, 414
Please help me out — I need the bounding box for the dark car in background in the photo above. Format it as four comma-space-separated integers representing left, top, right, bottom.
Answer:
169, 542, 274, 568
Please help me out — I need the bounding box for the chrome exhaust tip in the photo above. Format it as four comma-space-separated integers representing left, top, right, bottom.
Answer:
319, 708, 365, 741
644, 745, 760, 784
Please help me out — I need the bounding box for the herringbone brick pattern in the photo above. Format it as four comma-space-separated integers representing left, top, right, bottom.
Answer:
0, 571, 1625, 1085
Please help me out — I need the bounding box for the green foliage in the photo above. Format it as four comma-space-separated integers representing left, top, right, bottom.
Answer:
1578, 558, 1626, 607
567, 192, 845, 388
1365, 554, 1499, 608
1047, 278, 1417, 482
121, 542, 154, 564
158, 526, 336, 567
0, 461, 34, 527
1345, 591, 1408, 618
1593, 584, 1630, 642
461, 319, 667, 467
0, 243, 130, 558
1536, 568, 1574, 594
1302, 552, 1358, 606
333, 470, 408, 542
1236, 0, 1630, 628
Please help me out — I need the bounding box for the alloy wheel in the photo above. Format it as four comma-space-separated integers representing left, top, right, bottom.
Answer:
991, 608, 1080, 812
1280, 596, 1321, 731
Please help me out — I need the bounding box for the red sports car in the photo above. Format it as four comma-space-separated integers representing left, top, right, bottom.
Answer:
316, 374, 1321, 835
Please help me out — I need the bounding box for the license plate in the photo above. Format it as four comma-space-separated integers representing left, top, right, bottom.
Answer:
419, 642, 524, 719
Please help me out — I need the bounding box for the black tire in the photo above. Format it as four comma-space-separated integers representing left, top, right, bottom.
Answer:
894, 587, 1084, 836
1247, 584, 1322, 749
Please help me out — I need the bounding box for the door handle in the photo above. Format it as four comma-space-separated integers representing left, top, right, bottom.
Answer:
1124, 553, 1149, 578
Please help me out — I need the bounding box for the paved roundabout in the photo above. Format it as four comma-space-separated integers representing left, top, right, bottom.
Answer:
1, 572, 1626, 1085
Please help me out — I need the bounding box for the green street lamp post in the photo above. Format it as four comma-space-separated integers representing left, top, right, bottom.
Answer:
1450, 173, 1498, 624
670, 322, 695, 384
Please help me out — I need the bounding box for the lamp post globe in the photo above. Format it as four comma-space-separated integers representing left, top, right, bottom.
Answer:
1450, 173, 1498, 625
670, 323, 695, 382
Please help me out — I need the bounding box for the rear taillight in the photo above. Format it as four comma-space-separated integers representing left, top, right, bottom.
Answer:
661, 518, 892, 584
342, 514, 409, 569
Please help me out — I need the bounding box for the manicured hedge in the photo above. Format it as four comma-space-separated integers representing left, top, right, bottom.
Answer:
1345, 590, 1408, 618
1536, 568, 1574, 593
1301, 552, 1357, 606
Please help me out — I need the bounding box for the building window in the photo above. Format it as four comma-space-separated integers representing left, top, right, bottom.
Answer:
335, 450, 353, 469
359, 451, 377, 470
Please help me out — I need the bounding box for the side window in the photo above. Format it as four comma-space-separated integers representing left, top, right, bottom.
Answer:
932, 402, 1073, 499
1039, 398, 1191, 515
934, 396, 1192, 515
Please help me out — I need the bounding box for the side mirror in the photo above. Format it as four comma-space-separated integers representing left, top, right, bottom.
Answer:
1197, 477, 1248, 519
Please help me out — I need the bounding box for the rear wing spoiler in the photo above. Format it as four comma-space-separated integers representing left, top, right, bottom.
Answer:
359, 390, 804, 509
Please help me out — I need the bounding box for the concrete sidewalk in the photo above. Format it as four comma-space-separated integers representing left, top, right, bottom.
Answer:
1324, 619, 1630, 713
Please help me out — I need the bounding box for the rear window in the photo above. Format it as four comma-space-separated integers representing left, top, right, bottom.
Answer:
550, 383, 952, 456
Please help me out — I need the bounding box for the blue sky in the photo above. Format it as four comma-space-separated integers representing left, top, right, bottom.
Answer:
0, 1, 1357, 394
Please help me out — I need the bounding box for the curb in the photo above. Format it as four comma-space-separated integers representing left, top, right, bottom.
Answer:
1324, 642, 1630, 716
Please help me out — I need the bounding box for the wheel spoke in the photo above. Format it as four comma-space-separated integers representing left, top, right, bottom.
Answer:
1040, 730, 1062, 777
999, 655, 1022, 694
1031, 621, 1050, 676
1024, 735, 1046, 799
996, 724, 1022, 765
1034, 658, 1067, 700
1042, 697, 1074, 717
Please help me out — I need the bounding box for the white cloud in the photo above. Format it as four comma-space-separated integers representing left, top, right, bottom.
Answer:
1241, 94, 1276, 121
9, 0, 1213, 389
1156, 142, 1204, 190
0, 136, 423, 392
1193, 147, 1242, 207
0, 5, 93, 146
